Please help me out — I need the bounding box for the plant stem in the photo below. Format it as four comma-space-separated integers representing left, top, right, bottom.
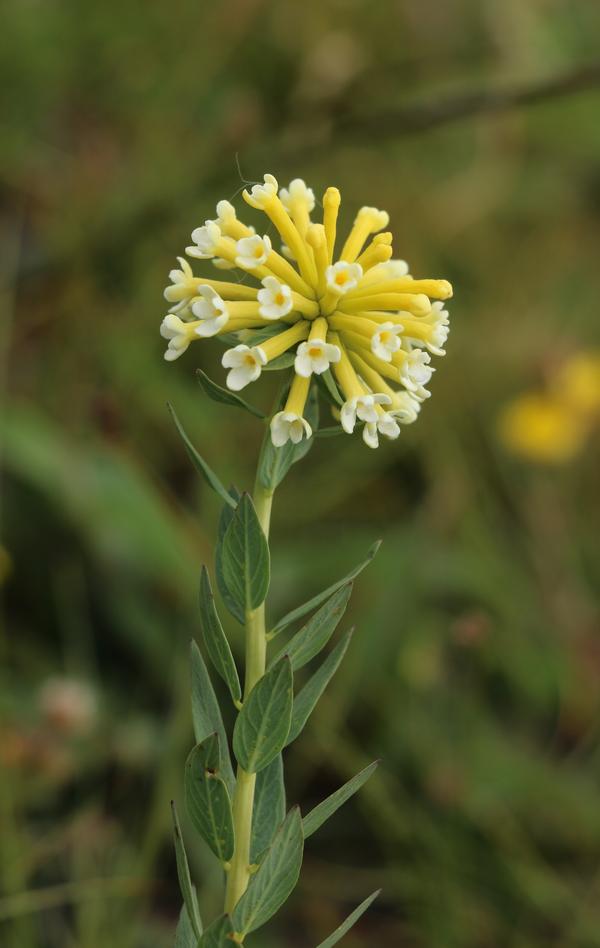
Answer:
224, 467, 274, 915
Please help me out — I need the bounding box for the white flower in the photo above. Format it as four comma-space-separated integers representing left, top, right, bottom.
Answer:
221, 345, 267, 391
190, 285, 229, 336
235, 234, 272, 270
340, 393, 392, 433
270, 411, 312, 446
400, 346, 434, 393
380, 259, 410, 277
326, 261, 363, 295
279, 179, 316, 214
362, 412, 401, 449
295, 339, 341, 377
371, 322, 404, 362
257, 276, 293, 319
186, 221, 221, 259
215, 200, 237, 228
390, 391, 421, 423
243, 173, 278, 209
280, 243, 295, 261
160, 314, 197, 361
164, 256, 195, 311
426, 302, 450, 356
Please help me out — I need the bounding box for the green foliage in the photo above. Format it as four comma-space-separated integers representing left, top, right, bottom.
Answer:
272, 584, 353, 671
198, 916, 234, 946
315, 890, 381, 947
190, 642, 235, 793
171, 803, 203, 941
196, 369, 266, 419
215, 493, 270, 624
174, 905, 198, 948
257, 387, 319, 490
302, 762, 380, 839
270, 542, 381, 637
167, 404, 236, 509
231, 808, 304, 937
184, 734, 235, 863
251, 755, 286, 863
287, 629, 354, 745
233, 659, 293, 773
199, 566, 241, 705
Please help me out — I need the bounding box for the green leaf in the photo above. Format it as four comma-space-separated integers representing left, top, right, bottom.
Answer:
262, 351, 296, 371
199, 915, 234, 947
317, 368, 344, 408
251, 754, 286, 863
168, 404, 236, 509
190, 641, 235, 793
171, 802, 203, 941
217, 486, 241, 544
233, 658, 293, 774
199, 566, 241, 705
196, 369, 266, 419
185, 734, 235, 863
174, 904, 199, 948
272, 584, 353, 672
315, 890, 381, 947
216, 493, 270, 624
314, 426, 344, 438
232, 808, 304, 937
257, 386, 319, 490
302, 761, 379, 839
238, 322, 289, 346
270, 541, 381, 638
286, 629, 353, 746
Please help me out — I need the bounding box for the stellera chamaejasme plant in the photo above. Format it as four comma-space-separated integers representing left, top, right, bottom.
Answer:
161, 174, 452, 946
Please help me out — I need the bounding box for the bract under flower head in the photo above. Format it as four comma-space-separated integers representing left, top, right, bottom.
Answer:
161, 173, 453, 446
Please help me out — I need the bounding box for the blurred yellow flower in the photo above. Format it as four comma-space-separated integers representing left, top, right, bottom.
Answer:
499, 393, 588, 463
556, 352, 600, 416
162, 174, 453, 448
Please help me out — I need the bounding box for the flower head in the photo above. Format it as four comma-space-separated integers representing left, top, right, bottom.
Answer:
161, 174, 452, 446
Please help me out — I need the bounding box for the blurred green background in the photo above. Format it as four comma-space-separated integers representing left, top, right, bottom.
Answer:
1, 0, 600, 946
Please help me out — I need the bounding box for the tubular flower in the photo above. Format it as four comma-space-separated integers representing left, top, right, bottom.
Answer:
161, 174, 453, 446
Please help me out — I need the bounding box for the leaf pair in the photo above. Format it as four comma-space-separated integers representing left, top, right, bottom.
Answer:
216, 493, 270, 625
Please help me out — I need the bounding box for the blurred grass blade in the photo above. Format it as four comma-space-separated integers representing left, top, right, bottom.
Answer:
302, 761, 379, 839
233, 658, 293, 773
185, 734, 235, 863
190, 641, 235, 793
270, 541, 381, 638
168, 403, 236, 508
216, 493, 270, 624
251, 754, 286, 863
199, 915, 234, 946
175, 904, 198, 948
199, 566, 241, 705
271, 584, 352, 671
196, 369, 266, 418
232, 808, 304, 937
286, 629, 354, 745
171, 802, 203, 940
315, 890, 381, 947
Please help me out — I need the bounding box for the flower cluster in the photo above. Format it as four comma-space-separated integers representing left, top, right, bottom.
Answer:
161, 174, 452, 448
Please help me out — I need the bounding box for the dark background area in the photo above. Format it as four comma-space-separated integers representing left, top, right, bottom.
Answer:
1, 1, 600, 946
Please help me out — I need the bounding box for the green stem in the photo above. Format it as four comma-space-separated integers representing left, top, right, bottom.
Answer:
225, 465, 274, 916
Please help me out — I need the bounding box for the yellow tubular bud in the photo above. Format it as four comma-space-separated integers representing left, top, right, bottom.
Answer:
328, 312, 380, 338
285, 372, 311, 416
309, 316, 329, 342
340, 207, 389, 263
356, 241, 393, 272
218, 317, 290, 334
290, 291, 320, 319
167, 279, 259, 303
306, 224, 329, 296
346, 344, 402, 383
341, 292, 431, 316
328, 332, 365, 400
259, 321, 310, 362
349, 278, 453, 300
262, 197, 318, 287
348, 351, 398, 399
323, 187, 341, 264
220, 219, 254, 241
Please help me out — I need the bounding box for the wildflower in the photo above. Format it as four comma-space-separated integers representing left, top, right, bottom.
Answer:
161, 174, 452, 446
498, 393, 587, 463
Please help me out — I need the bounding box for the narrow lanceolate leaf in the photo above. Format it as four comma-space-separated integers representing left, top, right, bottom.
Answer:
168, 404, 235, 509
270, 541, 381, 638
199, 566, 241, 705
315, 890, 381, 947
196, 369, 266, 419
216, 493, 270, 624
314, 426, 344, 438
251, 754, 286, 863
272, 584, 353, 672
318, 368, 344, 408
232, 808, 304, 937
258, 386, 319, 490
171, 802, 203, 941
174, 904, 198, 948
233, 658, 293, 774
302, 761, 379, 839
286, 629, 354, 746
199, 915, 234, 947
190, 641, 235, 793
217, 486, 241, 544
185, 734, 235, 863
